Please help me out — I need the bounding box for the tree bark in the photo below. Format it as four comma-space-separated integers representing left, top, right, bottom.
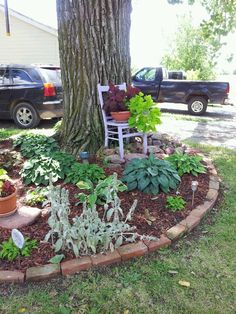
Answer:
56, 0, 132, 155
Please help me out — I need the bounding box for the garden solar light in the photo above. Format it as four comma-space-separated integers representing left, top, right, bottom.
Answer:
191, 181, 198, 206
79, 151, 89, 163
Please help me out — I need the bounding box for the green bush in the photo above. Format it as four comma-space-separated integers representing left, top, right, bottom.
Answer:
20, 156, 63, 185
25, 187, 48, 206
166, 152, 206, 176
166, 195, 186, 212
0, 237, 38, 261
65, 162, 105, 184
128, 93, 162, 133
13, 133, 59, 158
122, 154, 180, 194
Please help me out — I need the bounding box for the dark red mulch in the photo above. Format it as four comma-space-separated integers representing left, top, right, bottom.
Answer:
0, 140, 210, 271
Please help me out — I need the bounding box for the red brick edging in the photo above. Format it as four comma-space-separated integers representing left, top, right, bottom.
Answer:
0, 157, 219, 283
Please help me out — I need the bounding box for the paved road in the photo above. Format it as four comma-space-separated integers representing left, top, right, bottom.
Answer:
1, 104, 236, 149
158, 103, 236, 150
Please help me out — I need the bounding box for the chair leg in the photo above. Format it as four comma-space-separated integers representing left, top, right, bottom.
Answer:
104, 131, 108, 147
118, 127, 124, 159
143, 133, 148, 155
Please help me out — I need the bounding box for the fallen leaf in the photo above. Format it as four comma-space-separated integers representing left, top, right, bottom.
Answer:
49, 289, 58, 297
151, 196, 158, 200
178, 280, 190, 287
168, 270, 178, 275
18, 308, 29, 314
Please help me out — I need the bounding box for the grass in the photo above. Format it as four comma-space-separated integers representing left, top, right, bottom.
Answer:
0, 141, 235, 313
0, 128, 23, 140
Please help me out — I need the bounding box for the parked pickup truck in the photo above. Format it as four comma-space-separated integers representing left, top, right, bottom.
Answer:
132, 67, 230, 115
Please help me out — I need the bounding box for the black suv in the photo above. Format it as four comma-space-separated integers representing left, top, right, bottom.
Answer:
0, 64, 63, 128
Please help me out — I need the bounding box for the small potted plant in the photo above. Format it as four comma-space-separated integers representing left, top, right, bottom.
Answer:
0, 169, 17, 217
103, 84, 140, 122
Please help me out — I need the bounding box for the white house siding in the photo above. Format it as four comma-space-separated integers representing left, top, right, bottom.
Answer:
0, 10, 60, 65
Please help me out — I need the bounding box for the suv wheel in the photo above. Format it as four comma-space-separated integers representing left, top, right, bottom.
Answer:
12, 102, 40, 128
188, 97, 207, 115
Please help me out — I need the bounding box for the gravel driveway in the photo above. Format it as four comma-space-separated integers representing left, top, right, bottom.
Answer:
158, 103, 236, 150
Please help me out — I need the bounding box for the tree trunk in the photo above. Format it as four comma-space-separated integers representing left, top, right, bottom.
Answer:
56, 0, 132, 156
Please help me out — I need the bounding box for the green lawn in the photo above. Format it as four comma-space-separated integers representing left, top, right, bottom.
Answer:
0, 141, 235, 314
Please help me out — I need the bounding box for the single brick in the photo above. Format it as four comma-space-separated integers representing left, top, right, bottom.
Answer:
91, 250, 121, 267
209, 180, 220, 190
61, 257, 92, 276
180, 215, 201, 231
117, 241, 148, 261
209, 175, 220, 183
209, 168, 217, 176
0, 270, 24, 283
144, 235, 171, 252
190, 201, 214, 219
166, 224, 187, 241
26, 264, 60, 281
206, 188, 218, 201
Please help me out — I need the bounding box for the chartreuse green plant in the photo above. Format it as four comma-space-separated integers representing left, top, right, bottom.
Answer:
166, 195, 186, 212
65, 162, 105, 184
128, 92, 161, 133
45, 185, 155, 256
76, 173, 127, 207
25, 187, 49, 206
122, 154, 180, 194
13, 133, 59, 158
0, 237, 38, 261
166, 151, 206, 176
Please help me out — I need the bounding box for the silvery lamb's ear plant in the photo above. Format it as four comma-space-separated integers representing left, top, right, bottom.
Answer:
45, 185, 157, 257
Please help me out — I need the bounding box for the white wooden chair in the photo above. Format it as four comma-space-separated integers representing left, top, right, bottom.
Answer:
97, 83, 147, 159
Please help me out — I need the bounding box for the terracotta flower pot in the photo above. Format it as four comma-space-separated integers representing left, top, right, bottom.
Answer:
111, 111, 131, 122
0, 190, 17, 217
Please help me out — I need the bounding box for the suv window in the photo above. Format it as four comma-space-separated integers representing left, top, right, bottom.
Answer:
12, 69, 33, 84
39, 68, 61, 85
0, 69, 10, 85
135, 68, 156, 82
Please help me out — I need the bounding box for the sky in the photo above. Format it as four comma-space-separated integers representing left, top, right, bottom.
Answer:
0, 0, 235, 73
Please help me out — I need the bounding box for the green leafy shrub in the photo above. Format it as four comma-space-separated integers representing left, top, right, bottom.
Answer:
20, 156, 63, 185
25, 187, 48, 206
65, 163, 105, 184
0, 237, 38, 261
166, 152, 206, 176
13, 133, 59, 158
128, 92, 162, 133
76, 173, 127, 207
45, 185, 156, 256
166, 195, 186, 212
122, 154, 180, 194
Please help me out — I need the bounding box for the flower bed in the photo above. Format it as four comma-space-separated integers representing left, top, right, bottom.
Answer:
0, 134, 219, 283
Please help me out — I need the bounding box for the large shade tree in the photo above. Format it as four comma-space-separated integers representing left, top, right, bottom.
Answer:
56, 0, 236, 156
56, 0, 132, 155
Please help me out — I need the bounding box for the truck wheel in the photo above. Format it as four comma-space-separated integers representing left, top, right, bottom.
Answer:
12, 102, 40, 129
188, 97, 207, 115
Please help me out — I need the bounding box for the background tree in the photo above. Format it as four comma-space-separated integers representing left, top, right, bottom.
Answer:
161, 18, 216, 80
56, 0, 132, 155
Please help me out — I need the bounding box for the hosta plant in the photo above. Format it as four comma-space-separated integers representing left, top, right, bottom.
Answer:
25, 187, 48, 206
122, 154, 180, 194
13, 133, 59, 158
65, 162, 105, 184
166, 195, 186, 212
128, 92, 162, 133
166, 151, 206, 176
0, 237, 38, 261
45, 185, 156, 256
76, 173, 127, 207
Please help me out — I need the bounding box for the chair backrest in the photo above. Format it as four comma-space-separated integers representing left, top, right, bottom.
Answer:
97, 83, 127, 125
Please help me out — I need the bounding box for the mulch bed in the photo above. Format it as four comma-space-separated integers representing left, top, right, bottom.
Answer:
0, 139, 209, 271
